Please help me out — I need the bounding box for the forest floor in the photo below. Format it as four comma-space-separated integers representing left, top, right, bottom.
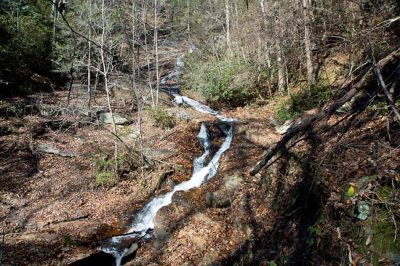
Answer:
1, 86, 399, 265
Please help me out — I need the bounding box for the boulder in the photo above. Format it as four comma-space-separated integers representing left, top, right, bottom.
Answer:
99, 112, 131, 125
153, 196, 194, 249
205, 175, 243, 208
37, 143, 76, 157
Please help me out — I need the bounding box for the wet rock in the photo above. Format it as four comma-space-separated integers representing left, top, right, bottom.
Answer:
70, 251, 116, 266
153, 196, 194, 249
205, 175, 243, 208
99, 112, 131, 125
174, 110, 196, 121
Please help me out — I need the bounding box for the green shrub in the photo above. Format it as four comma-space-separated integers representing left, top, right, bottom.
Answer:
148, 107, 175, 129
275, 86, 334, 122
94, 147, 141, 185
182, 54, 257, 108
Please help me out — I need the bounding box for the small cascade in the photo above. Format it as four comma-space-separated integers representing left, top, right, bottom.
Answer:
100, 56, 235, 266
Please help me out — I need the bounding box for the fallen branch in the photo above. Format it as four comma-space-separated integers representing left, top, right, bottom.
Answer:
44, 215, 89, 226
372, 60, 400, 122
250, 48, 400, 176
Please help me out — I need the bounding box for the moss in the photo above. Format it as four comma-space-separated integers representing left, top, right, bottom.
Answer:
63, 235, 75, 246
95, 172, 117, 185
370, 212, 400, 263
354, 209, 400, 265
377, 185, 393, 200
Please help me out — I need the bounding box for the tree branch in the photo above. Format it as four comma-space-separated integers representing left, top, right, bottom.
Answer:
372, 60, 400, 122
47, 0, 112, 54
250, 48, 400, 176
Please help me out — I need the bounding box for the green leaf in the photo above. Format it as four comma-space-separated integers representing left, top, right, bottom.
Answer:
357, 201, 370, 221
347, 185, 355, 197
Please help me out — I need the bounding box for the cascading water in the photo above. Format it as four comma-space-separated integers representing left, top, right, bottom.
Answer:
100, 56, 235, 266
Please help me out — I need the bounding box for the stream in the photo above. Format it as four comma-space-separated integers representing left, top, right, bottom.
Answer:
100, 58, 235, 266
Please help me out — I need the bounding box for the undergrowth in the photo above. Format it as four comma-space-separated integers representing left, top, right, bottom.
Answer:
148, 106, 176, 129
182, 53, 258, 108
275, 85, 334, 122
94, 149, 141, 186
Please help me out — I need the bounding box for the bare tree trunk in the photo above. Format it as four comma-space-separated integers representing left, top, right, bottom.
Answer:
274, 1, 286, 93
16, 0, 22, 35
131, 0, 137, 95
187, 0, 191, 42
142, 0, 155, 106
259, 0, 272, 70
234, 0, 239, 31
87, 0, 92, 111
276, 40, 286, 93
154, 0, 160, 106
131, 0, 145, 175
52, 0, 59, 49
224, 0, 231, 53
100, 0, 118, 175
302, 0, 315, 86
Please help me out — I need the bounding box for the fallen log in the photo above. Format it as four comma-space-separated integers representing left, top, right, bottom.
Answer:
250, 48, 400, 176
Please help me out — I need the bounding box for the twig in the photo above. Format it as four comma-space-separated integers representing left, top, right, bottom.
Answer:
375, 16, 400, 29
44, 215, 89, 227
347, 243, 353, 265
372, 61, 400, 122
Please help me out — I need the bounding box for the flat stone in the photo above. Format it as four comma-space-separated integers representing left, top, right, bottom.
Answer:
37, 143, 76, 157
99, 112, 131, 125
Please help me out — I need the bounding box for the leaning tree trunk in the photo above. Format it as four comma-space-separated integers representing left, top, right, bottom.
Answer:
250, 48, 400, 176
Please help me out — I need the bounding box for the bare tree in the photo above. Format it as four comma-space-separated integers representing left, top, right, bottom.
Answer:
224, 0, 231, 52
142, 0, 155, 106
273, 1, 286, 93
302, 0, 315, 86
154, 0, 160, 106
99, 0, 118, 175
259, 0, 272, 69
87, 0, 92, 111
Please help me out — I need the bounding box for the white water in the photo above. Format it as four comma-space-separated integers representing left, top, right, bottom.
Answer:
101, 94, 235, 265
172, 94, 236, 123
102, 53, 235, 265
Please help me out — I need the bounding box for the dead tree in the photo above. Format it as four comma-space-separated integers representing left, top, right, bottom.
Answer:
250, 48, 400, 176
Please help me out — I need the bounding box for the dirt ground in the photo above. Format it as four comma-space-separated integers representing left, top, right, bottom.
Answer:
1, 88, 399, 265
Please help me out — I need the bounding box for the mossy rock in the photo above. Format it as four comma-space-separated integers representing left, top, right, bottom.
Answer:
356, 209, 400, 265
